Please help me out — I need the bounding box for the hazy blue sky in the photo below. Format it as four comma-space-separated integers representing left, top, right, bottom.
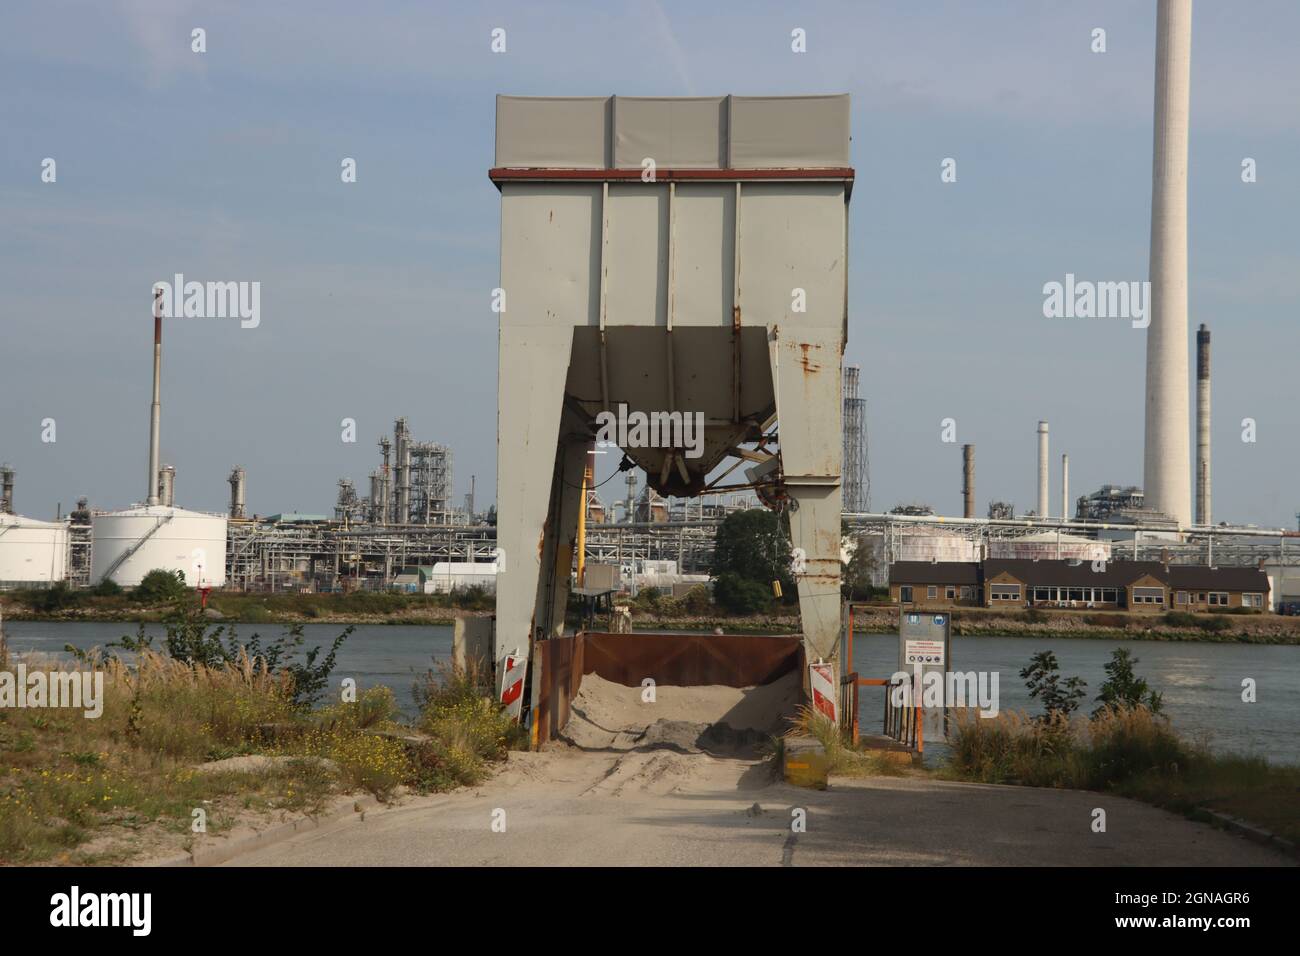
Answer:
2, 1, 1297, 527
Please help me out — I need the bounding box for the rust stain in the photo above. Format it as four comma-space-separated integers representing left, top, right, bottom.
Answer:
732, 305, 741, 331
799, 342, 823, 374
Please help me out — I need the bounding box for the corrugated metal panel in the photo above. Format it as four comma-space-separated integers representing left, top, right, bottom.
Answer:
612, 96, 726, 169
495, 95, 609, 168
727, 94, 850, 168
495, 94, 850, 171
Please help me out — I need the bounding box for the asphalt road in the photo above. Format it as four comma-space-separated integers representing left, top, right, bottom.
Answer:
223, 747, 1291, 867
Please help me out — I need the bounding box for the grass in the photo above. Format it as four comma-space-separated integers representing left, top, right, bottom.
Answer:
943, 705, 1300, 844
784, 705, 908, 778
0, 647, 529, 864
412, 657, 529, 791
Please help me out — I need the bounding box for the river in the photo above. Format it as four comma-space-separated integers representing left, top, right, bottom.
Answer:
4, 621, 1296, 763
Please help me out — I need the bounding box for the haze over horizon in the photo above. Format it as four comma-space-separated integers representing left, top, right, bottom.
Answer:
3, 1, 1297, 527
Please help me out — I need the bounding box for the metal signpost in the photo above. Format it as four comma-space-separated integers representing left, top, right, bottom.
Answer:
898, 609, 952, 745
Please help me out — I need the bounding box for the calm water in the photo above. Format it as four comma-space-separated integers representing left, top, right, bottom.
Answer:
848, 633, 1300, 764
5, 622, 1298, 763
3, 621, 453, 718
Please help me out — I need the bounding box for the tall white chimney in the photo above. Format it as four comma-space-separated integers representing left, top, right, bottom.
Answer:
1061, 453, 1070, 523
1196, 323, 1211, 525
1142, 0, 1194, 527
147, 288, 163, 506
1037, 421, 1049, 518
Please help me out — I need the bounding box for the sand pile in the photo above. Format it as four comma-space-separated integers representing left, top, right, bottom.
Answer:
560, 670, 800, 757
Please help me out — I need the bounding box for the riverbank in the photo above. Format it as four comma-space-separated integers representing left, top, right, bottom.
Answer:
6, 592, 1300, 643
0, 591, 487, 627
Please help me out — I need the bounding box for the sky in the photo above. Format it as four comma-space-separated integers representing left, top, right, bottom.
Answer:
2, 0, 1298, 528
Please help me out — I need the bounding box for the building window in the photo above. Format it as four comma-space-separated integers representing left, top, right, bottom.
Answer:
990, 584, 1021, 601
1243, 593, 1263, 608
1176, 591, 1189, 605
900, 586, 913, 603
1209, 592, 1229, 606
945, 586, 957, 599
961, 586, 975, 601
1132, 586, 1165, 605
927, 585, 938, 599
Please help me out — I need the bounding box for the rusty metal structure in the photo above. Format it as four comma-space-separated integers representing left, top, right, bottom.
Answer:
490, 94, 853, 714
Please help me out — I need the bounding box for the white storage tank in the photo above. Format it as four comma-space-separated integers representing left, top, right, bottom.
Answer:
91, 505, 227, 588
0, 513, 69, 586
989, 532, 1111, 562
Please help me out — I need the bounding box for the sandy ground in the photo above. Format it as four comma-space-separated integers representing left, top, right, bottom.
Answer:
221, 675, 1292, 867
560, 671, 800, 754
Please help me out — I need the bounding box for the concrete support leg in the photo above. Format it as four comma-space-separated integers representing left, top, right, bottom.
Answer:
494, 326, 575, 680
535, 412, 590, 638
770, 327, 843, 666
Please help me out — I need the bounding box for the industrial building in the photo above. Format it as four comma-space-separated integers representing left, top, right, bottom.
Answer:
889, 558, 1271, 613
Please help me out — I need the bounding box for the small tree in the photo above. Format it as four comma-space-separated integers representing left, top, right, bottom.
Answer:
842, 533, 878, 600
134, 568, 187, 603
711, 509, 794, 600
1020, 650, 1087, 720
713, 572, 773, 614
1093, 647, 1163, 717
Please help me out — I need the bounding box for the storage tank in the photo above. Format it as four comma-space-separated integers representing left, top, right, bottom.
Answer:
0, 513, 69, 586
91, 505, 227, 588
989, 531, 1111, 562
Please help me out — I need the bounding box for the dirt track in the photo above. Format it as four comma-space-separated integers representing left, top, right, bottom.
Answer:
225, 738, 1291, 867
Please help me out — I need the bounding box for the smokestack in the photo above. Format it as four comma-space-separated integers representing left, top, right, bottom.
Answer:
229, 466, 247, 519
1037, 421, 1050, 518
962, 444, 975, 519
1196, 323, 1211, 525
158, 465, 176, 507
378, 436, 391, 524
368, 471, 383, 523
1061, 454, 1070, 523
147, 288, 163, 506
1142, 0, 1194, 527
393, 418, 410, 526
0, 465, 13, 514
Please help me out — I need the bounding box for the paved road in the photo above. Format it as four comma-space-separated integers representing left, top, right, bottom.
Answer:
225, 747, 1290, 867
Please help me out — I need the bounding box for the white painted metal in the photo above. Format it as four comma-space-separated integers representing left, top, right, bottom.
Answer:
0, 513, 69, 585
1037, 421, 1050, 518
1061, 453, 1070, 522
1143, 0, 1193, 527
1196, 323, 1211, 525
91, 505, 227, 588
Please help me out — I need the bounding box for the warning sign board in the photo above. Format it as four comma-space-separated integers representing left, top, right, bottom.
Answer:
904, 639, 945, 666
808, 662, 838, 724
499, 654, 526, 719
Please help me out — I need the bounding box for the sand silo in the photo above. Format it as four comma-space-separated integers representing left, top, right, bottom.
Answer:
91, 505, 227, 588
0, 512, 70, 586
491, 94, 852, 703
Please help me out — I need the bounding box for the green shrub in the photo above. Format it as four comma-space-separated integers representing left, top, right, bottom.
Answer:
413, 658, 526, 790
134, 569, 188, 604
713, 573, 773, 614
90, 578, 123, 597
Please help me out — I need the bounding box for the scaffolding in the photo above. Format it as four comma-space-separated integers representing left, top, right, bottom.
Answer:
843, 366, 869, 513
